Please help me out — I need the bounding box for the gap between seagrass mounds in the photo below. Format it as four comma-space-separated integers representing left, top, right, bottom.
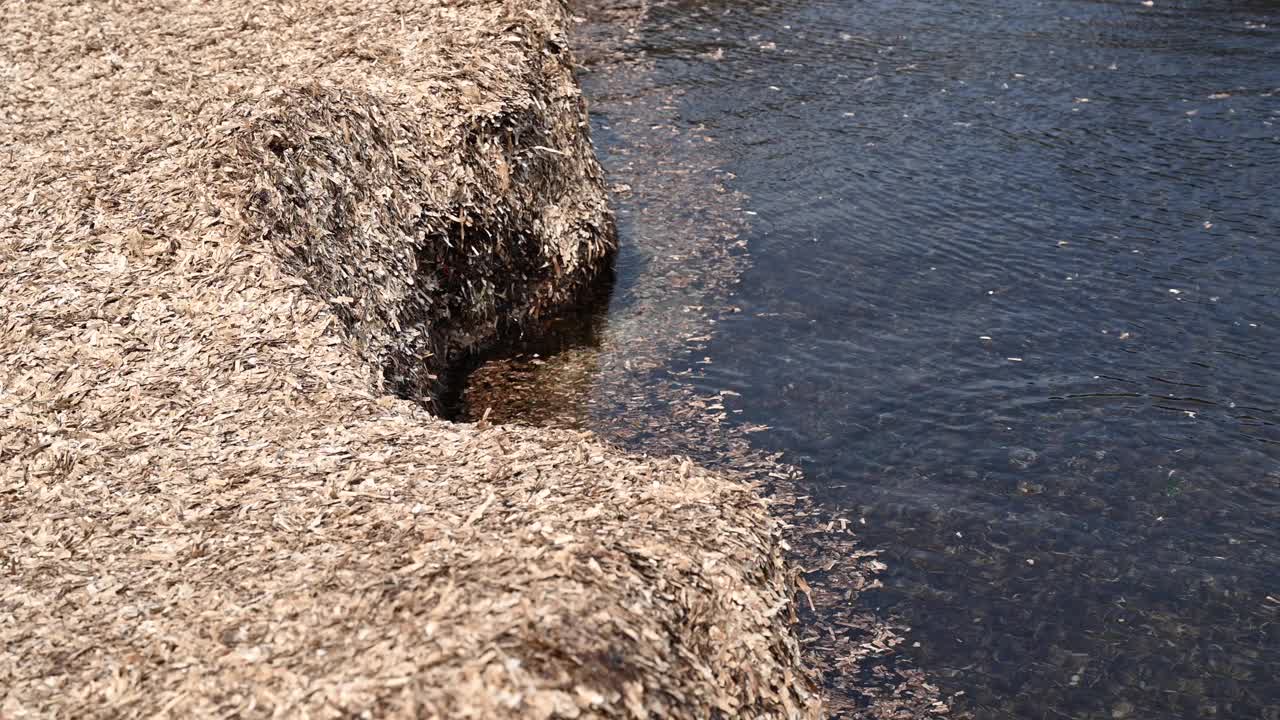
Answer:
433, 251, 619, 421
216, 80, 617, 416
388, 211, 619, 417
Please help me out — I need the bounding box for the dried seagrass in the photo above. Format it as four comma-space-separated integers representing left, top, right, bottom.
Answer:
0, 0, 820, 717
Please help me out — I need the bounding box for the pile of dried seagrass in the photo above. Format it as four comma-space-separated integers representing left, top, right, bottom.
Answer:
0, 0, 819, 717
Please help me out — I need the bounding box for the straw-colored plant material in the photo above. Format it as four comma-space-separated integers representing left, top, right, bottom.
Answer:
0, 0, 820, 717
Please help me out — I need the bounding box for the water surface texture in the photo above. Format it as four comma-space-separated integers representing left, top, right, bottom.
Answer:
622, 0, 1278, 717
469, 0, 1278, 715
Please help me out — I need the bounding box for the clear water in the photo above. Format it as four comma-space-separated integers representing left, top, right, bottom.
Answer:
474, 0, 1280, 716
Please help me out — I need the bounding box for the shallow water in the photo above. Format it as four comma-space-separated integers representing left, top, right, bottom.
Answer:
469, 0, 1280, 716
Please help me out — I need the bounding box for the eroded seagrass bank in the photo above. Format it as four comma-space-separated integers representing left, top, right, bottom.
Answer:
0, 0, 820, 717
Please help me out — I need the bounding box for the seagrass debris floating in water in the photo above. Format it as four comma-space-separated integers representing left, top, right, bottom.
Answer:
0, 0, 820, 716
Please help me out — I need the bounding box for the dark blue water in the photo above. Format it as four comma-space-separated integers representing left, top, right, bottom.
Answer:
618, 0, 1279, 717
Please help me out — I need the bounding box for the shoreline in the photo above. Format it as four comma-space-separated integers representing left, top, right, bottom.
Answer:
451, 1, 961, 715
0, 0, 821, 717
